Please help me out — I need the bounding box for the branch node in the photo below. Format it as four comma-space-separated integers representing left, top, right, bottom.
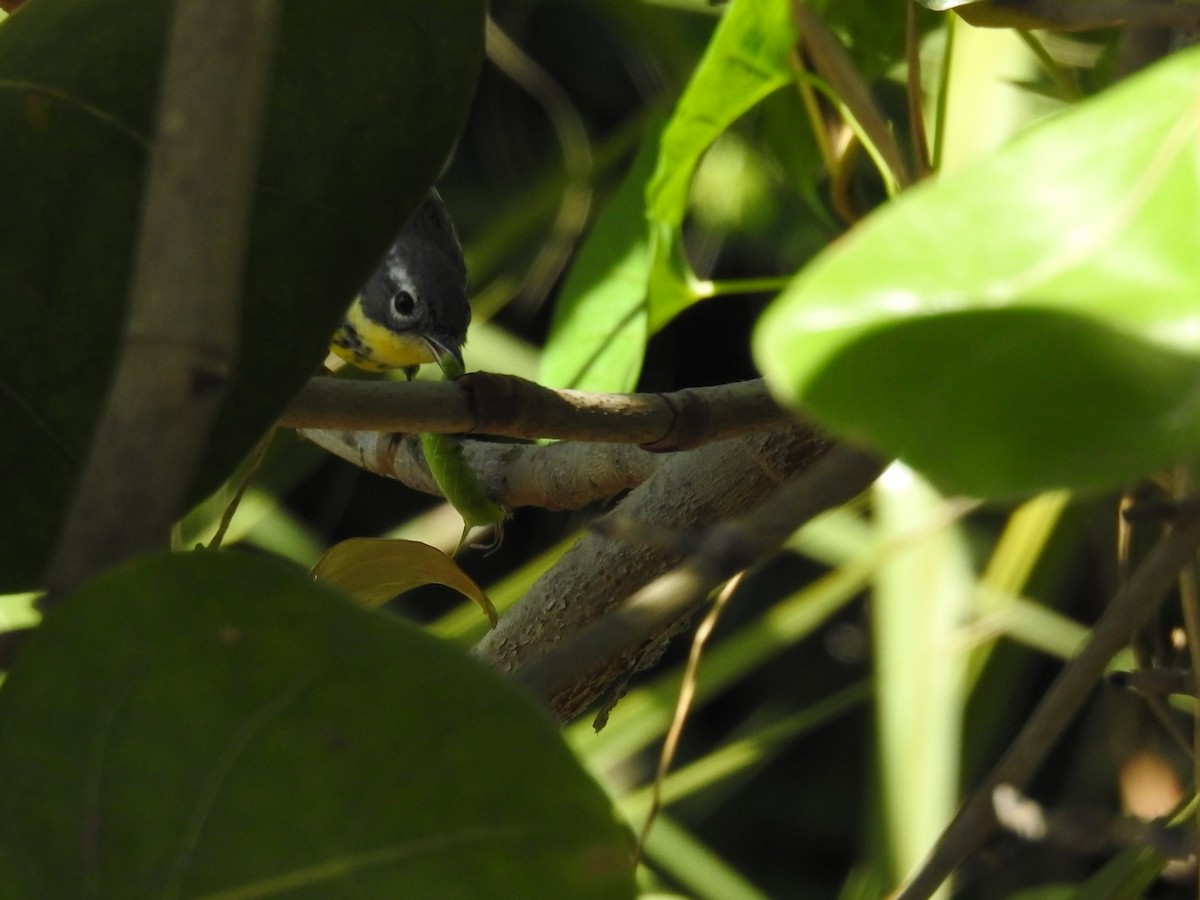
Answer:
640, 389, 709, 453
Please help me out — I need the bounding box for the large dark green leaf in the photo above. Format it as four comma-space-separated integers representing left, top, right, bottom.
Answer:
0, 551, 635, 898
0, 0, 484, 590
755, 47, 1200, 497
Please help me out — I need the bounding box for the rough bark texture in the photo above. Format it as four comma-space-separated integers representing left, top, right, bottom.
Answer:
472, 422, 831, 721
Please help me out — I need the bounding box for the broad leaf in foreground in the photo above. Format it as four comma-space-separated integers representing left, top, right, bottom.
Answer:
0, 552, 634, 899
755, 47, 1200, 496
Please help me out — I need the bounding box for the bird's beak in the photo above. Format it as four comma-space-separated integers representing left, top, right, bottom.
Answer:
421, 335, 465, 379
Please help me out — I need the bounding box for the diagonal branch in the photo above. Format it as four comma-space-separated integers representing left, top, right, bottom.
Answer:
504, 443, 886, 717
471, 422, 887, 722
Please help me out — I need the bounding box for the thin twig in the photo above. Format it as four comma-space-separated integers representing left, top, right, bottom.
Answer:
1115, 492, 1192, 753
929, 13, 955, 172
1110, 668, 1194, 698
208, 429, 276, 550
636, 572, 744, 860
1171, 468, 1200, 900
905, 0, 932, 180
792, 0, 913, 191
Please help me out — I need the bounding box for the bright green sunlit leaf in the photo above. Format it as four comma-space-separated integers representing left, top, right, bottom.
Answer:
541, 121, 663, 392
645, 0, 797, 330
755, 47, 1200, 497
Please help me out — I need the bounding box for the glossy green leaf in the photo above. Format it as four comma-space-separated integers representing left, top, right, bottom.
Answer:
313, 537, 497, 627
0, 552, 634, 898
540, 122, 663, 393
645, 0, 797, 330
755, 47, 1200, 497
0, 0, 484, 590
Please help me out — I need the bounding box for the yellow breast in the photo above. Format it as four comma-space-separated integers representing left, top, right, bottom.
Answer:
329, 301, 436, 372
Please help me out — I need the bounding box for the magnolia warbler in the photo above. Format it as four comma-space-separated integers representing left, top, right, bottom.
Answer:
330, 190, 470, 378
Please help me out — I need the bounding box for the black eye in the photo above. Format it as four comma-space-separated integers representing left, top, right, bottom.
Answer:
391, 289, 416, 317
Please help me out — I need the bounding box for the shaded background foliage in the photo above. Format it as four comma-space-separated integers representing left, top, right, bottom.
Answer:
4, 0, 1199, 896
255, 2, 1196, 897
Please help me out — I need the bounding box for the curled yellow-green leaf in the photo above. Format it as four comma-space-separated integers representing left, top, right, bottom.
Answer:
313, 537, 497, 627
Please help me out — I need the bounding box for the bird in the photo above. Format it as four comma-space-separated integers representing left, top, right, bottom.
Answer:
329, 189, 471, 379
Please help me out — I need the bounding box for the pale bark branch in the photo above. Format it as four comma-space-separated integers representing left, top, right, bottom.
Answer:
500, 443, 886, 719
299, 428, 664, 511
471, 424, 855, 721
